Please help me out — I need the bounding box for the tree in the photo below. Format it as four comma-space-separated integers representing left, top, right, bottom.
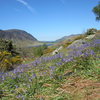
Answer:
85, 28, 97, 35
93, 2, 100, 21
7, 41, 13, 52
0, 40, 19, 56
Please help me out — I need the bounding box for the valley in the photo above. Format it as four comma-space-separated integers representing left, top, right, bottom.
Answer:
0, 28, 100, 100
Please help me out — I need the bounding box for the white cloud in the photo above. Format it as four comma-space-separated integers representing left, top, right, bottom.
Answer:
16, 0, 35, 13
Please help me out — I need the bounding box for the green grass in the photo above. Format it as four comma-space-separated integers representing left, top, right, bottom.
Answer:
0, 37, 100, 100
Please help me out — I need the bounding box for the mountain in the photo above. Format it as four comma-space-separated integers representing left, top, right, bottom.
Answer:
55, 34, 80, 43
0, 29, 38, 47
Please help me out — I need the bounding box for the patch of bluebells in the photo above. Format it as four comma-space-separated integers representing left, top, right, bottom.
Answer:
0, 39, 99, 83
56, 62, 63, 66
16, 94, 25, 100
50, 66, 56, 71
67, 39, 100, 58
0, 53, 63, 81
62, 57, 73, 63
67, 39, 100, 51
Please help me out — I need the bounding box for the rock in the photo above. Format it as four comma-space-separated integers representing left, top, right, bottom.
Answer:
67, 39, 87, 49
52, 46, 63, 55
85, 35, 95, 39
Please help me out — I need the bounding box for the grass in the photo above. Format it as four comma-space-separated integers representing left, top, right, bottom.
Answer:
0, 37, 100, 100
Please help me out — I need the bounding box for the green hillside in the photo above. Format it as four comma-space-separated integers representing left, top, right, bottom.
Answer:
0, 30, 100, 100
0, 29, 38, 47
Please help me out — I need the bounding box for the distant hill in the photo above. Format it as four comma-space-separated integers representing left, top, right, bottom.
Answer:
55, 34, 80, 43
0, 29, 38, 47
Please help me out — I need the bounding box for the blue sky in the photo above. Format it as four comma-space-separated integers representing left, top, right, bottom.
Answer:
0, 0, 100, 41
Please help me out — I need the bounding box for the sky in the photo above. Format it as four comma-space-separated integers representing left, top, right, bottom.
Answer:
0, 0, 100, 41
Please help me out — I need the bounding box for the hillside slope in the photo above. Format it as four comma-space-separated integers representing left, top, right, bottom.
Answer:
55, 34, 80, 43
0, 31, 100, 100
0, 29, 38, 47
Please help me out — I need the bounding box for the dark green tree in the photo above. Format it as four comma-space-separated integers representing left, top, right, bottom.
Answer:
85, 28, 97, 35
93, 2, 100, 21
0, 39, 19, 56
7, 41, 13, 52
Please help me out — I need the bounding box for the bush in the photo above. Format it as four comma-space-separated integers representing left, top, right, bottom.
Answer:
85, 28, 97, 35
33, 47, 43, 57
0, 51, 22, 72
0, 39, 18, 56
33, 44, 48, 57
43, 48, 55, 54
0, 40, 22, 72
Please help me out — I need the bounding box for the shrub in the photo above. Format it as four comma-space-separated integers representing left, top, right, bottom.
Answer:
0, 39, 18, 56
0, 40, 22, 72
43, 48, 55, 54
10, 56, 22, 65
85, 28, 97, 35
33, 47, 43, 57
33, 44, 48, 57
0, 51, 22, 72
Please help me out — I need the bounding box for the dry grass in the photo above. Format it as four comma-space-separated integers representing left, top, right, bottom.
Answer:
57, 77, 100, 100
